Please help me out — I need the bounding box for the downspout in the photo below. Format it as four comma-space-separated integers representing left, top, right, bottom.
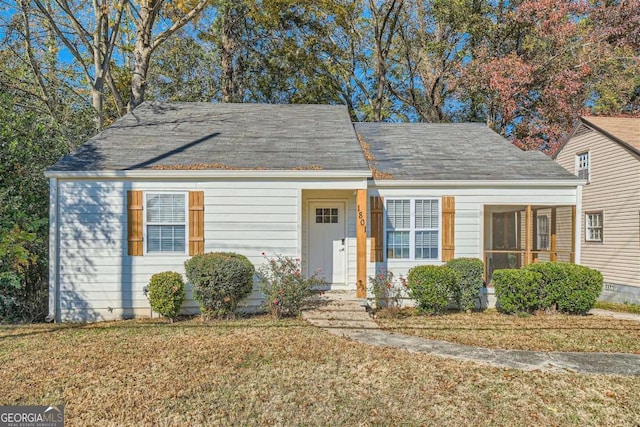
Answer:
574, 184, 583, 265
46, 177, 59, 322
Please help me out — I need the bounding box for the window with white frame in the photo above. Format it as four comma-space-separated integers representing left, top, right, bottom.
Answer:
585, 212, 603, 242
145, 193, 187, 253
536, 215, 549, 250
386, 199, 439, 260
576, 152, 590, 181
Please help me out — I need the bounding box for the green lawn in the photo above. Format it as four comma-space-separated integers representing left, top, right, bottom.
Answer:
1, 317, 639, 426
594, 301, 640, 315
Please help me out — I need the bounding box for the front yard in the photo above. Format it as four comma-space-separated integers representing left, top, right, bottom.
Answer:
1, 316, 639, 426
376, 309, 640, 353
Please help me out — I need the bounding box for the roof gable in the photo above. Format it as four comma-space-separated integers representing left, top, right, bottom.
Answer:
354, 122, 579, 181
555, 116, 640, 158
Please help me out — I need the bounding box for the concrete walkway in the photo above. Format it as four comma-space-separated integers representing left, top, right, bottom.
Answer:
301, 292, 640, 376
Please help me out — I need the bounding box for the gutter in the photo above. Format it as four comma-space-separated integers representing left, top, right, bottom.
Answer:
44, 169, 372, 180
370, 179, 586, 188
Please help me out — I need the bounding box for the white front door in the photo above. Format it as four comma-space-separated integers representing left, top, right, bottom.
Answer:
308, 202, 346, 286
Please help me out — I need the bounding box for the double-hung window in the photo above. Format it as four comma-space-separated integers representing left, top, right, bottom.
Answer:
386, 199, 439, 260
576, 152, 590, 181
145, 193, 187, 253
536, 215, 549, 250
585, 212, 603, 242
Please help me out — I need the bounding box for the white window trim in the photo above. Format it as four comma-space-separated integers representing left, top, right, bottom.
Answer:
143, 191, 189, 255
585, 211, 603, 243
384, 198, 441, 261
575, 151, 590, 182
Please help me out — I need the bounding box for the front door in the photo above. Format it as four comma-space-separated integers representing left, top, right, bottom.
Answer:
308, 202, 346, 286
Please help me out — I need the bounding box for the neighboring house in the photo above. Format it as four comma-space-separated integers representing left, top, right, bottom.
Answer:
46, 102, 582, 321
554, 116, 640, 304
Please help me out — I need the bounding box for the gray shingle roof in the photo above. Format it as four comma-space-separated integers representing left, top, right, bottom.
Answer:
354, 122, 580, 181
49, 102, 370, 172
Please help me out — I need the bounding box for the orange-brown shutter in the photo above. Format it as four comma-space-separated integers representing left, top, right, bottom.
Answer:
127, 190, 143, 256
189, 191, 204, 256
370, 196, 384, 262
441, 196, 455, 262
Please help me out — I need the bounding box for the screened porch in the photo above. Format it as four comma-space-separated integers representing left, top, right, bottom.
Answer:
483, 205, 577, 282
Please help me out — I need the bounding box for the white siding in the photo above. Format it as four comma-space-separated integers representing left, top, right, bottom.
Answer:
366, 185, 578, 281
556, 130, 640, 288
53, 178, 364, 321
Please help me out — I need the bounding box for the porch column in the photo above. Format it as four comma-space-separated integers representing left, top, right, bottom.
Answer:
525, 205, 532, 265
532, 209, 538, 263
570, 205, 576, 263
550, 208, 557, 261
356, 189, 367, 298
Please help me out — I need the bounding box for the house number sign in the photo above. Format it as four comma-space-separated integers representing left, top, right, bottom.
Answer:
357, 204, 366, 231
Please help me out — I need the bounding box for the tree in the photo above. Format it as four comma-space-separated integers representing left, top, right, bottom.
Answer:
0, 91, 74, 322
127, 0, 211, 111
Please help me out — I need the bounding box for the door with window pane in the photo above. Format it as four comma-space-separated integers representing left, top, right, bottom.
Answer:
308, 202, 346, 286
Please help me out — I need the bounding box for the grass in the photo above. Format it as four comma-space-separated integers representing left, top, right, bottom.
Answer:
376, 309, 640, 353
594, 301, 640, 314
1, 317, 639, 426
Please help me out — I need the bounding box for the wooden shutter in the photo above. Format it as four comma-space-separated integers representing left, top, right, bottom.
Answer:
127, 190, 143, 256
189, 191, 204, 256
441, 196, 455, 262
370, 196, 384, 262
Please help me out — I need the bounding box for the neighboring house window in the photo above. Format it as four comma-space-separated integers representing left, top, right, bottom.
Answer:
386, 199, 439, 260
145, 193, 187, 253
537, 215, 549, 250
585, 212, 603, 242
576, 152, 590, 181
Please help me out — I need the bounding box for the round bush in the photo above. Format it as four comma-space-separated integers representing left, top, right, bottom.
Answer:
525, 262, 603, 314
147, 271, 185, 321
557, 264, 603, 314
407, 265, 457, 314
493, 269, 542, 314
446, 257, 484, 311
184, 252, 255, 318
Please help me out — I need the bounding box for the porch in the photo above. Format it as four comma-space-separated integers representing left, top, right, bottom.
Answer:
484, 205, 577, 282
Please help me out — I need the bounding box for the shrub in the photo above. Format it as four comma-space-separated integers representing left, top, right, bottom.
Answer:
557, 264, 603, 314
184, 252, 255, 319
407, 265, 457, 314
525, 262, 603, 314
258, 254, 324, 318
446, 257, 484, 311
146, 272, 185, 321
368, 268, 405, 310
493, 269, 542, 314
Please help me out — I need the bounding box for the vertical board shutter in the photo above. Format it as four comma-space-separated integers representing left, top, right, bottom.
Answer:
370, 196, 384, 262
441, 196, 455, 262
127, 190, 143, 256
189, 191, 204, 256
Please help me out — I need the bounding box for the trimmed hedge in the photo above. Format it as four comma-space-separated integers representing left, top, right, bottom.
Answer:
446, 257, 484, 311
525, 262, 602, 314
146, 271, 186, 321
184, 252, 255, 318
493, 269, 542, 314
407, 265, 457, 314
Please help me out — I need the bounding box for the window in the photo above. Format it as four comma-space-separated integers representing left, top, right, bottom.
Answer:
315, 208, 339, 224
536, 215, 549, 250
145, 193, 187, 253
576, 152, 589, 181
386, 199, 439, 260
585, 212, 603, 242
